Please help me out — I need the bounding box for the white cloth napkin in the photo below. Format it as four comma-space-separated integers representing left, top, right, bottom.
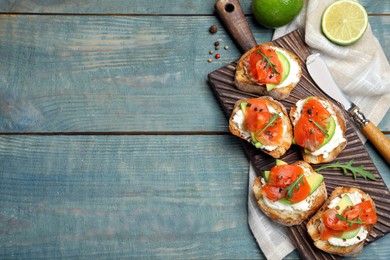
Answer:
248, 1, 390, 259
248, 164, 295, 260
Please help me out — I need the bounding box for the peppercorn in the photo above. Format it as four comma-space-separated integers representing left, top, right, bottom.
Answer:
224, 45, 229, 50
215, 53, 220, 59
207, 58, 213, 63
209, 25, 218, 34
214, 41, 220, 47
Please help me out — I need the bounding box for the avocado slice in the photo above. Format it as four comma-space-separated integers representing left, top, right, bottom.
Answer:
319, 116, 336, 148
275, 159, 287, 166
303, 116, 336, 154
306, 173, 324, 194
266, 51, 290, 91
240, 102, 248, 116
336, 194, 354, 214
278, 197, 292, 205
340, 227, 361, 239
251, 132, 263, 148
263, 170, 270, 182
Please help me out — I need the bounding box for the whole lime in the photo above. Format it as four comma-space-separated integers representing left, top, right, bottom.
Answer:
252, 0, 304, 29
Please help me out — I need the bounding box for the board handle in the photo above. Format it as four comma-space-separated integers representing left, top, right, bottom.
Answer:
214, 0, 257, 53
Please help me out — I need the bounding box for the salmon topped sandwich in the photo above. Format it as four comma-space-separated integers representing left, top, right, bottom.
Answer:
229, 96, 293, 158
307, 187, 377, 257
235, 43, 302, 100
253, 159, 327, 226
290, 96, 347, 164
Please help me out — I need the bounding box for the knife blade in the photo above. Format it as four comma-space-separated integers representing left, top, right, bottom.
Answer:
306, 53, 390, 164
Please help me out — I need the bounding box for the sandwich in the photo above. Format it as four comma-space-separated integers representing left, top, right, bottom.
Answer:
229, 96, 292, 158
306, 187, 377, 257
235, 43, 302, 100
289, 96, 347, 164
253, 159, 327, 226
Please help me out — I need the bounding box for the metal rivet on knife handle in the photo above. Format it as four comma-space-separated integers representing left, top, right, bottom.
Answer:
348, 105, 369, 127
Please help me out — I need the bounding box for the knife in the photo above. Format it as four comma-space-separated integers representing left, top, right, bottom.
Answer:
306, 53, 390, 164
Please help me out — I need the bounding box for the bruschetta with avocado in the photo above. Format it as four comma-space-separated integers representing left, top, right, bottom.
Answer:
253, 159, 327, 226
306, 187, 377, 257
290, 96, 347, 164
229, 96, 292, 158
234, 43, 302, 100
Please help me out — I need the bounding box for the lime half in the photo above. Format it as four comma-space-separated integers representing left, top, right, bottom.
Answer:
321, 0, 368, 45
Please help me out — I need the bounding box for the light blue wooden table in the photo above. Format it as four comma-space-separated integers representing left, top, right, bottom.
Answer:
0, 0, 389, 259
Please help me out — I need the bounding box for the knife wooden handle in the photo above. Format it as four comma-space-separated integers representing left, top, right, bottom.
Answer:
361, 121, 390, 164
214, 0, 257, 53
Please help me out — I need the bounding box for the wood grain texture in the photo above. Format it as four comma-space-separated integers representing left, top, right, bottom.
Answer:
0, 135, 264, 259
0, 0, 388, 14
0, 0, 389, 259
0, 15, 272, 133
208, 29, 390, 259
0, 135, 389, 259
0, 15, 388, 133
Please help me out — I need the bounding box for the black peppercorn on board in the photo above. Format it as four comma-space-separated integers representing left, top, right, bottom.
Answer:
207, 29, 390, 260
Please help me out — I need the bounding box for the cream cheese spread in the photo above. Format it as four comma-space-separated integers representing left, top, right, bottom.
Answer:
270, 47, 301, 89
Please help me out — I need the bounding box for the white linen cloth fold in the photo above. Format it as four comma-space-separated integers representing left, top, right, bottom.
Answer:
248, 1, 390, 259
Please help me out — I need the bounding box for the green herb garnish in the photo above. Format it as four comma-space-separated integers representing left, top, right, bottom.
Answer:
309, 118, 329, 137
336, 214, 365, 227
257, 113, 280, 136
316, 159, 376, 181
257, 50, 280, 75
283, 174, 304, 199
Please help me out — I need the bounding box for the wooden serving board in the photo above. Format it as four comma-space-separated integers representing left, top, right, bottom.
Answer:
208, 29, 390, 259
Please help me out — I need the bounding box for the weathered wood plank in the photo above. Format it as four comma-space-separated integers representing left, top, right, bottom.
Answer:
0, 15, 388, 133
0, 135, 259, 258
0, 15, 270, 133
0, 0, 388, 15
0, 135, 389, 259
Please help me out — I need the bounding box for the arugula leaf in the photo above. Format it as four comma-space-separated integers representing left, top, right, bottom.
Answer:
257, 113, 280, 136
283, 174, 304, 199
309, 118, 329, 137
257, 50, 280, 75
336, 214, 365, 227
316, 159, 376, 181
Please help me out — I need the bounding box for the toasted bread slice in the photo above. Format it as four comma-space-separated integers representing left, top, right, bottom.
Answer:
229, 96, 292, 158
253, 161, 327, 226
234, 43, 302, 100
306, 187, 377, 257
289, 96, 347, 164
